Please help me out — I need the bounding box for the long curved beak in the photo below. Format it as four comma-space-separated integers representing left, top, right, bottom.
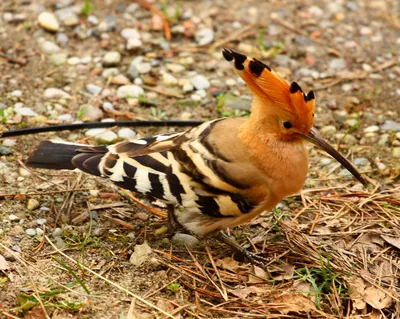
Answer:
300, 127, 368, 187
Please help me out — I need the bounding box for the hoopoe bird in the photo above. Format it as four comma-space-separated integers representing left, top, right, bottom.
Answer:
27, 49, 367, 264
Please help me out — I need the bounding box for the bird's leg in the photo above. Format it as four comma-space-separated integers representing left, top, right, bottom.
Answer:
166, 205, 185, 236
215, 232, 269, 267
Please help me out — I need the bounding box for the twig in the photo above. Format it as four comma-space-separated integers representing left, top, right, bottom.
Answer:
210, 24, 257, 50
140, 84, 184, 99
135, 0, 171, 41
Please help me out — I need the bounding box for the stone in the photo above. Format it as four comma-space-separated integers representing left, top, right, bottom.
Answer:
126, 38, 142, 50
44, 88, 71, 99
182, 82, 194, 92
363, 125, 379, 133
117, 85, 144, 98
41, 41, 61, 54
8, 214, 19, 221
345, 119, 359, 127
27, 198, 40, 210
0, 146, 12, 155
118, 128, 136, 139
55, 7, 79, 26
102, 68, 120, 78
102, 51, 121, 67
172, 233, 200, 249
25, 228, 36, 236
53, 228, 63, 237
38, 12, 59, 32
195, 28, 214, 45
329, 58, 346, 70
56, 33, 69, 46
78, 104, 103, 121
354, 157, 370, 166
320, 125, 337, 136
50, 53, 68, 65
129, 241, 152, 267
190, 74, 210, 90
121, 28, 140, 39
166, 63, 185, 73
136, 62, 151, 74
15, 107, 38, 117
381, 120, 400, 132
162, 72, 178, 86
57, 114, 73, 122
86, 84, 102, 95
393, 147, 400, 158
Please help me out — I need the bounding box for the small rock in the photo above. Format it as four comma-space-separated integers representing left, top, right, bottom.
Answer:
121, 28, 140, 39
166, 63, 185, 73
86, 84, 102, 95
36, 218, 47, 225
102, 68, 120, 78
333, 110, 348, 122
0, 146, 12, 155
134, 212, 148, 221
27, 198, 40, 210
129, 241, 152, 267
354, 157, 370, 166
26, 228, 36, 236
78, 104, 103, 121
320, 125, 337, 136
162, 72, 178, 86
117, 85, 144, 98
3, 139, 16, 147
54, 237, 67, 249
85, 130, 118, 144
381, 120, 400, 132
126, 38, 143, 50
345, 119, 359, 127
67, 56, 80, 65
50, 52, 68, 65
393, 147, 400, 158
9, 214, 19, 221
55, 7, 79, 26
57, 114, 73, 122
172, 233, 200, 249
195, 28, 214, 45
56, 33, 69, 46
36, 228, 44, 236
191, 74, 210, 90
110, 74, 131, 85
378, 134, 389, 145
44, 88, 71, 99
87, 15, 99, 25
136, 62, 152, 74
53, 228, 63, 237
329, 58, 346, 70
102, 51, 121, 67
11, 90, 22, 98
15, 107, 38, 117
363, 125, 379, 133
118, 128, 136, 139
38, 12, 59, 32
41, 41, 61, 54
102, 102, 115, 112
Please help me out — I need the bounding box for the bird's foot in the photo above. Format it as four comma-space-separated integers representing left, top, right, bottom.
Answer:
215, 232, 269, 268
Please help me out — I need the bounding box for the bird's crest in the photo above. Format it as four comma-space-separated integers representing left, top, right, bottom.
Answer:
222, 48, 315, 132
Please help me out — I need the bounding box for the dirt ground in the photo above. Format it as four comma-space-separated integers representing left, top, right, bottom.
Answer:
0, 0, 399, 318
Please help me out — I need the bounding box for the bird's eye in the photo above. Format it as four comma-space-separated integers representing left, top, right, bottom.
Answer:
283, 121, 292, 129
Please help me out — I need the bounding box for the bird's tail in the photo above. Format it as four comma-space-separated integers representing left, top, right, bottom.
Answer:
26, 140, 91, 170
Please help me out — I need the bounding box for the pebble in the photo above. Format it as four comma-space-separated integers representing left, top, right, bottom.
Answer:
329, 58, 346, 70
54, 237, 67, 249
118, 128, 136, 139
363, 125, 379, 133
162, 72, 178, 86
354, 157, 370, 166
3, 139, 16, 147
55, 7, 79, 26
345, 119, 359, 127
9, 214, 20, 221
195, 28, 214, 45
183, 82, 194, 92
43, 88, 71, 99
102, 102, 115, 112
50, 53, 68, 65
36, 228, 44, 236
56, 33, 69, 46
333, 110, 348, 122
78, 104, 104, 121
0, 146, 12, 155
38, 12, 59, 32
121, 28, 140, 39
393, 147, 400, 158
191, 74, 210, 90
41, 41, 61, 54
85, 129, 118, 144
126, 38, 143, 50
172, 233, 200, 249
136, 62, 152, 74
102, 51, 121, 67
166, 63, 185, 73
57, 114, 73, 122
87, 15, 99, 25
117, 85, 144, 98
102, 68, 120, 78
27, 199, 40, 210
15, 107, 38, 117
378, 134, 389, 145
67, 56, 80, 65
53, 228, 63, 237
36, 218, 47, 225
381, 120, 400, 132
24, 228, 37, 237
320, 125, 337, 136
11, 90, 22, 98
86, 84, 102, 95
129, 241, 152, 267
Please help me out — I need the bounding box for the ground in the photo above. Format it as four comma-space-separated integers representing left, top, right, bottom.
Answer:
0, 0, 399, 318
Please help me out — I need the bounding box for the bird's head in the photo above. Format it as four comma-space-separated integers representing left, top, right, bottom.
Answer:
222, 48, 368, 186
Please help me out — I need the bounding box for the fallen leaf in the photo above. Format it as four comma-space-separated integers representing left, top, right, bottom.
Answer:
381, 235, 400, 250
293, 280, 312, 296
230, 285, 270, 299
271, 263, 295, 281
248, 265, 269, 283
364, 286, 392, 310
274, 293, 316, 314
216, 257, 240, 272
0, 254, 9, 271
346, 276, 367, 310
